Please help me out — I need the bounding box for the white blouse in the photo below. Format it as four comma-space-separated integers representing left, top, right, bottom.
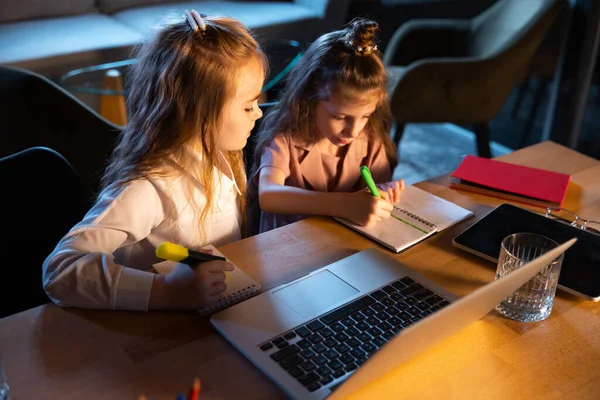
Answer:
42, 151, 243, 311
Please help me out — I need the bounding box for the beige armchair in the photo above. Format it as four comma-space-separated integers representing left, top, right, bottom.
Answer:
384, 0, 566, 158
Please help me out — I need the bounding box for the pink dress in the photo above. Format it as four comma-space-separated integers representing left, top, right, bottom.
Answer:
247, 133, 393, 235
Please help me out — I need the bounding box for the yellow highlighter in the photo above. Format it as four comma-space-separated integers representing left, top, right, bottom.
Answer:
155, 242, 226, 265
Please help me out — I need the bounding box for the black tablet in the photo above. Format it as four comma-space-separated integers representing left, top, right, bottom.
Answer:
452, 203, 600, 301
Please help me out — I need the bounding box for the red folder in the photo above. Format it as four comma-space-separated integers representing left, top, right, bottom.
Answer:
450, 155, 571, 208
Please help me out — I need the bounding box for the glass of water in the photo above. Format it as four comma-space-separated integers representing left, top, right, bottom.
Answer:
0, 352, 10, 400
495, 233, 564, 322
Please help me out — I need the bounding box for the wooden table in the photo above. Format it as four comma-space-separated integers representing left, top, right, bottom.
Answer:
1, 141, 599, 400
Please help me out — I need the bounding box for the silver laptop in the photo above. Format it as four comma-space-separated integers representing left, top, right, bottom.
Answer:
211, 239, 575, 400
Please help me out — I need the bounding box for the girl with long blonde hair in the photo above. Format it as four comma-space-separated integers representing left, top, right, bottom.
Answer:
43, 10, 266, 311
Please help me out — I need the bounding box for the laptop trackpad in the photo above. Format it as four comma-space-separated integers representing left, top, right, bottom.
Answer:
272, 270, 359, 318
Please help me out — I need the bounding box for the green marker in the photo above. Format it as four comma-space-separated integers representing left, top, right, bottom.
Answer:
360, 165, 380, 197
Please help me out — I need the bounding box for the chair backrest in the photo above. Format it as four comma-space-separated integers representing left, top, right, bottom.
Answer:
464, 0, 564, 120
388, 0, 565, 124
0, 147, 91, 318
470, 0, 560, 58
0, 65, 121, 198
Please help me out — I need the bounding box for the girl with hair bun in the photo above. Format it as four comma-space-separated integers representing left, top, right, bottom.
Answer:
248, 18, 404, 235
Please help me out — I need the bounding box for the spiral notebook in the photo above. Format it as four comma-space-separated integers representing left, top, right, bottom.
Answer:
334, 185, 473, 253
153, 245, 262, 315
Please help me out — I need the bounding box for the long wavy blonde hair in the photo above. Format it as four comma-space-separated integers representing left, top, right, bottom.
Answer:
252, 18, 397, 174
102, 15, 267, 238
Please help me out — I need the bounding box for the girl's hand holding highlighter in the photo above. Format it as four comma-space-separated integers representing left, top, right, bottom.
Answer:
352, 167, 404, 226
151, 243, 235, 310
343, 189, 394, 227
150, 259, 235, 310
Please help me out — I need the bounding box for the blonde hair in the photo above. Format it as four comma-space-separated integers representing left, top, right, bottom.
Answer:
252, 18, 397, 173
102, 15, 267, 238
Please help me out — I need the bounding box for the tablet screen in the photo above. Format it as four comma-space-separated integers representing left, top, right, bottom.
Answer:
452, 203, 600, 301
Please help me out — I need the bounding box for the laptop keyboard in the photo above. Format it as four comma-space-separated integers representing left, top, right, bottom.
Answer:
258, 276, 451, 393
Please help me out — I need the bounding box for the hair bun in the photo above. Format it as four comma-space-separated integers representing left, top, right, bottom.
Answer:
346, 18, 379, 55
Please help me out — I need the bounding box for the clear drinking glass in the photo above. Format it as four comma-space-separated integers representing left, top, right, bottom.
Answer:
495, 233, 564, 322
0, 352, 10, 400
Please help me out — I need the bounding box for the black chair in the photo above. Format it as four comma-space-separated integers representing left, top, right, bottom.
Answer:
0, 65, 120, 197
384, 0, 566, 158
0, 147, 92, 318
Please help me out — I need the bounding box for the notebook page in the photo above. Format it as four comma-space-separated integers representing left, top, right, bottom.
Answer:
365, 213, 436, 250
334, 185, 471, 252
396, 185, 473, 230
335, 212, 436, 252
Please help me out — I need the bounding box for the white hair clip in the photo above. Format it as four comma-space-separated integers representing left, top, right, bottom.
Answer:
183, 9, 207, 36
183, 10, 198, 31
